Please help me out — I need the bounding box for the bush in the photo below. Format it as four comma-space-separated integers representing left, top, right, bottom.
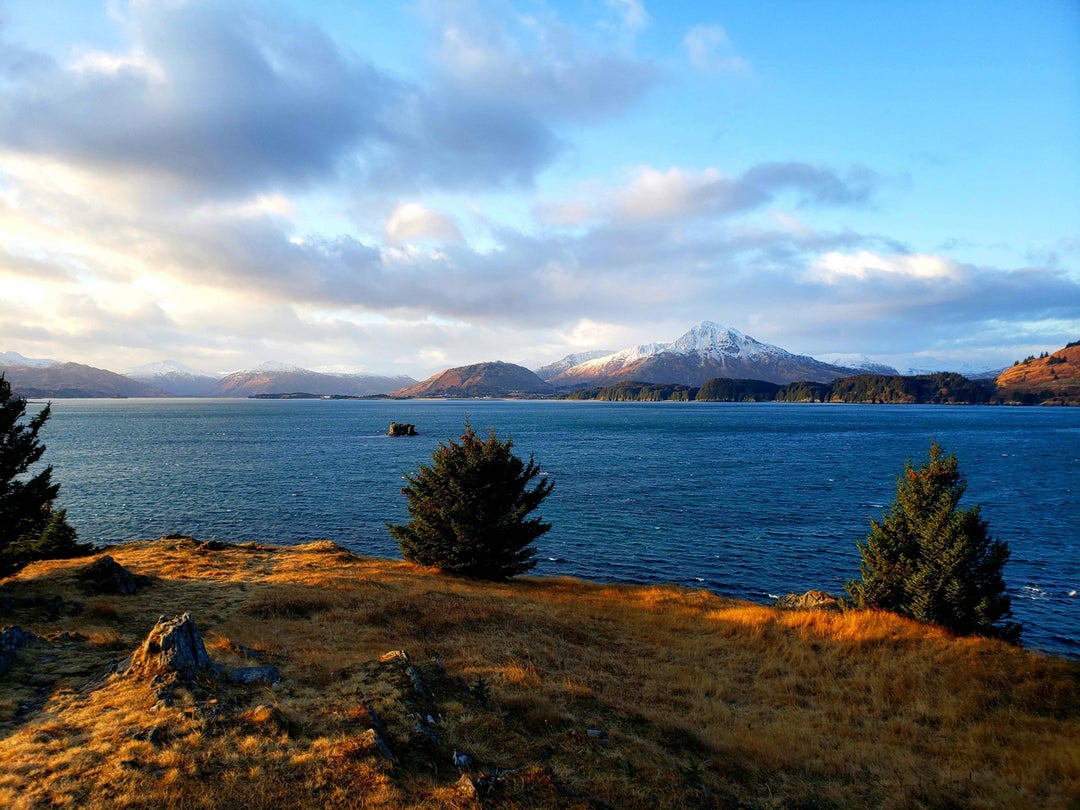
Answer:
846, 442, 1020, 642
388, 422, 553, 581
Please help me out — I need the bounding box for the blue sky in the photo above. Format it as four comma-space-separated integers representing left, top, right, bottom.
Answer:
1, 0, 1077, 376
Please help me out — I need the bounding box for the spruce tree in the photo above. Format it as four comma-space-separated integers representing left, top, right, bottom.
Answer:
0, 374, 88, 576
388, 422, 553, 581
847, 442, 1020, 641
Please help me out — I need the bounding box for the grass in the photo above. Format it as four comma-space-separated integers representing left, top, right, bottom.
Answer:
1, 537, 1077, 808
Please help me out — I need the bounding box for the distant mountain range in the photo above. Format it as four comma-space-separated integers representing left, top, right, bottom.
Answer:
1, 357, 416, 399
6, 324, 1072, 402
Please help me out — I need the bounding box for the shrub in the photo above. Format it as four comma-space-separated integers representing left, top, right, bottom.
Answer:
388, 422, 553, 581
846, 442, 1020, 642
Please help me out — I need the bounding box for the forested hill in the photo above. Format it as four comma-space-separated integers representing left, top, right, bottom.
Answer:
564, 373, 995, 404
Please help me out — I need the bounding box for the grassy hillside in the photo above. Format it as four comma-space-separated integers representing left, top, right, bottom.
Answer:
995, 343, 1080, 405
1, 539, 1077, 808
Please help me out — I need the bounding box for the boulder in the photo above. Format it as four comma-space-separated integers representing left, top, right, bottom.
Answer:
0, 625, 37, 676
773, 590, 841, 612
387, 422, 418, 437
127, 613, 215, 681
77, 555, 151, 595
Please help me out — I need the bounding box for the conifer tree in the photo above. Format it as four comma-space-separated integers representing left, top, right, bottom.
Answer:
847, 442, 1020, 641
388, 422, 553, 581
0, 374, 88, 576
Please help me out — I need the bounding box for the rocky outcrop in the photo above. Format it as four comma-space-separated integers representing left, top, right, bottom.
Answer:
127, 613, 280, 686
388, 422, 418, 436
773, 590, 841, 612
0, 625, 38, 676
77, 555, 151, 595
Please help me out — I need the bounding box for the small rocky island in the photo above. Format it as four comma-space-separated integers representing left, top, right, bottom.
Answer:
387, 422, 418, 437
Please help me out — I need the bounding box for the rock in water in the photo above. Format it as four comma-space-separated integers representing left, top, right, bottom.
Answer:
388, 422, 418, 436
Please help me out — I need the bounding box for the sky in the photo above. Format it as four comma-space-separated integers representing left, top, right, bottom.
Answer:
1, 0, 1078, 378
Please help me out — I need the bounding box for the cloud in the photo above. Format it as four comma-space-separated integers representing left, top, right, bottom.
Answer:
428, 1, 660, 124
537, 161, 880, 225
684, 24, 750, 75
606, 0, 649, 32
0, 2, 392, 197
805, 251, 961, 283
385, 203, 463, 243
0, 1, 658, 197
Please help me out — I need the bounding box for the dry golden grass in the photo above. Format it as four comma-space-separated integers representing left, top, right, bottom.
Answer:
1, 537, 1077, 809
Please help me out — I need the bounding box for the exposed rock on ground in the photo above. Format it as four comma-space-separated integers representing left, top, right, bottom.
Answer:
773, 589, 841, 612
127, 613, 280, 687
76, 555, 151, 595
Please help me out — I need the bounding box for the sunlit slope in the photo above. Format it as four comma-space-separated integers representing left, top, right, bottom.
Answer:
1, 539, 1076, 808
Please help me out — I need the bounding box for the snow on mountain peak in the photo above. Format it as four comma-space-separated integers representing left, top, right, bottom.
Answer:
669, 321, 776, 360
126, 360, 213, 377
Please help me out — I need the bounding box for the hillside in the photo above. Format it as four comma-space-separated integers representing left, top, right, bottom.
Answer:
0, 362, 165, 398
1, 539, 1076, 808
210, 367, 416, 398
394, 362, 553, 398
995, 342, 1080, 404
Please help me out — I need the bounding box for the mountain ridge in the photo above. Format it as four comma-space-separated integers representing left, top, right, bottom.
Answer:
550, 322, 864, 387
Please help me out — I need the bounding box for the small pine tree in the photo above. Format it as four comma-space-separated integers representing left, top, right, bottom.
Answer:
388, 422, 553, 581
0, 374, 89, 576
847, 442, 1020, 642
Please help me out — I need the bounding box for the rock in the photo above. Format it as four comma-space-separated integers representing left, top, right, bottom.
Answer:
773, 590, 841, 612
127, 613, 216, 681
387, 422, 418, 437
358, 727, 398, 765
226, 665, 281, 685
77, 555, 151, 595
455, 772, 478, 799
0, 625, 37, 676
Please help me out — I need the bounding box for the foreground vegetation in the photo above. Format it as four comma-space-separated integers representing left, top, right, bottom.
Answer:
1, 538, 1077, 808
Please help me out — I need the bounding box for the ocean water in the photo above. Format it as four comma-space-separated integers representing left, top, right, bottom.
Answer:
31, 398, 1080, 658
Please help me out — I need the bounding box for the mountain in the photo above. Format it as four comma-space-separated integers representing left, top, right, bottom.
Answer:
816, 353, 899, 375
0, 362, 165, 398
0, 351, 58, 368
549, 322, 861, 388
994, 342, 1080, 405
534, 349, 615, 382
127, 360, 221, 397
393, 361, 553, 398
209, 367, 417, 397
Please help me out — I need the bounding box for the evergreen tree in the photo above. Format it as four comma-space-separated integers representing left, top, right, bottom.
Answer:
847, 442, 1020, 641
388, 422, 553, 581
0, 375, 88, 576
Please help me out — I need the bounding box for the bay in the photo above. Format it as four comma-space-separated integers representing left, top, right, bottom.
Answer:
34, 398, 1080, 658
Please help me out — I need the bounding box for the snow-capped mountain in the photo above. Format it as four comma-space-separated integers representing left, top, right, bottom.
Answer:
0, 351, 59, 368
126, 360, 222, 396
816, 353, 899, 376
550, 322, 863, 387
534, 349, 615, 381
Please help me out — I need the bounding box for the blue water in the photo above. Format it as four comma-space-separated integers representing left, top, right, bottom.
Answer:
31, 398, 1080, 658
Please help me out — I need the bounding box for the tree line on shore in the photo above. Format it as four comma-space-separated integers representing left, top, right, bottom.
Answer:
565, 372, 995, 403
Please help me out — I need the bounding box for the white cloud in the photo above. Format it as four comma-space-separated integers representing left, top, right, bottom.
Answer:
806, 251, 961, 284
385, 203, 462, 243
684, 24, 750, 75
